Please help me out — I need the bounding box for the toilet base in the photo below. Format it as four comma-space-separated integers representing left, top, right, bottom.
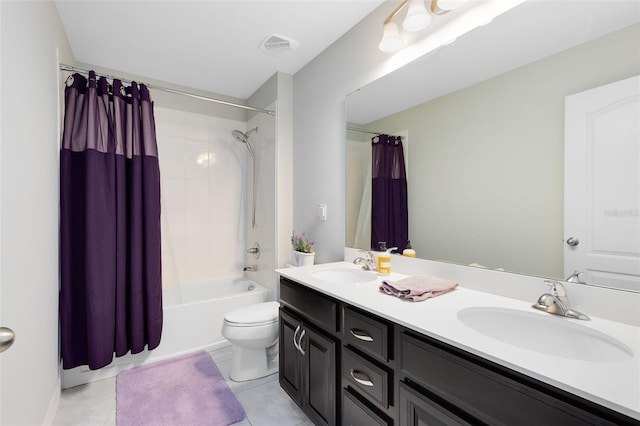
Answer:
229, 345, 279, 382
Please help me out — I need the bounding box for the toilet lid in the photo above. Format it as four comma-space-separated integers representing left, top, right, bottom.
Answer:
224, 301, 280, 325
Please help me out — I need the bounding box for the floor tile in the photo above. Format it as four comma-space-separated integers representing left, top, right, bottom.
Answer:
53, 393, 116, 426
58, 377, 116, 407
235, 380, 308, 426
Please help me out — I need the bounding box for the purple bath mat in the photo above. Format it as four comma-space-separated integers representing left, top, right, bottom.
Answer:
116, 351, 245, 426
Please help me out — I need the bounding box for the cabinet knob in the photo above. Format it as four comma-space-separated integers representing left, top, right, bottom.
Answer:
350, 328, 374, 342
349, 369, 374, 387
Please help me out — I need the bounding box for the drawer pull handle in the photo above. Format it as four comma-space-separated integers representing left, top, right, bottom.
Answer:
350, 329, 374, 342
350, 369, 374, 387
293, 325, 301, 352
298, 329, 306, 355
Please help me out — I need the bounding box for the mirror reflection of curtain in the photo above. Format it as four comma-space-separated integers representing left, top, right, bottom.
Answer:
354, 160, 372, 249
59, 71, 163, 370
371, 135, 408, 251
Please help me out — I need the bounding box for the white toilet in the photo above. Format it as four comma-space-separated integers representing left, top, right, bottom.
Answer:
221, 301, 280, 382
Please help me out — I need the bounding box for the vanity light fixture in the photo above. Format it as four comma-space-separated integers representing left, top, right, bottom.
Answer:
431, 0, 465, 14
403, 0, 431, 32
379, 0, 465, 52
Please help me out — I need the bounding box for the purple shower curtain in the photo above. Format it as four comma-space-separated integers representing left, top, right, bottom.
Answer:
371, 135, 408, 252
60, 71, 162, 370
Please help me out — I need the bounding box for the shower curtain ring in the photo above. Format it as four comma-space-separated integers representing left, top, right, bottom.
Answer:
65, 74, 74, 87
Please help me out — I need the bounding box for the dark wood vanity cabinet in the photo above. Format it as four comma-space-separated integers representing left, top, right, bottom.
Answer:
397, 329, 639, 426
279, 279, 338, 426
279, 277, 639, 426
341, 306, 395, 425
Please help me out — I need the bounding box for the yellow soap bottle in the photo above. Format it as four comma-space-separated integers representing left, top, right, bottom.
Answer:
377, 242, 397, 276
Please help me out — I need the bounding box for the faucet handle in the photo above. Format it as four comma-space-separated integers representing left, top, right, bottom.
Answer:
358, 249, 375, 263
544, 280, 566, 297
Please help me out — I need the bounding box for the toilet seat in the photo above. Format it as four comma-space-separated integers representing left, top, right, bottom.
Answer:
224, 301, 279, 327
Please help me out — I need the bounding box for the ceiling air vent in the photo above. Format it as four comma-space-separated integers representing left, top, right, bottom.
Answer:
260, 34, 300, 57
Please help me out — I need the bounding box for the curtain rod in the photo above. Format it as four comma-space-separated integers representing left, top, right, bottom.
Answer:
59, 64, 276, 117
347, 127, 383, 136
347, 127, 403, 139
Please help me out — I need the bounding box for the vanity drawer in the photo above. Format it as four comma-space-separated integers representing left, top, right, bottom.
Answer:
399, 332, 620, 426
343, 306, 389, 362
343, 388, 391, 426
279, 278, 337, 333
343, 346, 391, 408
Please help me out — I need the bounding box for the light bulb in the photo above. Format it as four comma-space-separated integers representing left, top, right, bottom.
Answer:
378, 22, 403, 52
403, 0, 431, 32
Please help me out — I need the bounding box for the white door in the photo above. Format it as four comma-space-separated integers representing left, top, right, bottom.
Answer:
564, 75, 640, 291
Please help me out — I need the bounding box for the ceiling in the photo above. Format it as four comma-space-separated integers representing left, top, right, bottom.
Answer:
347, 0, 640, 125
55, 0, 385, 100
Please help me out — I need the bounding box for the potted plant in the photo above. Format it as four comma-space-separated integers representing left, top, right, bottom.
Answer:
291, 231, 315, 266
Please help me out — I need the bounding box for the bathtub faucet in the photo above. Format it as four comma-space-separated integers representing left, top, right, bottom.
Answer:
243, 265, 257, 272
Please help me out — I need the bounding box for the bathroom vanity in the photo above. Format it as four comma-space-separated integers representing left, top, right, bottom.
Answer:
277, 263, 640, 426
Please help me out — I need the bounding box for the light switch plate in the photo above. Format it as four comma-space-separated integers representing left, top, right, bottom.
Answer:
317, 204, 327, 221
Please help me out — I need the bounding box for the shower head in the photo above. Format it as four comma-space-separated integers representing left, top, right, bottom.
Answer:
231, 130, 248, 144
232, 127, 257, 158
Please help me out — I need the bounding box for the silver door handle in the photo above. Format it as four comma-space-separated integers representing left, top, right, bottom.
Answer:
566, 237, 579, 247
293, 325, 301, 352
0, 327, 15, 353
297, 329, 306, 355
350, 329, 374, 342
349, 369, 374, 387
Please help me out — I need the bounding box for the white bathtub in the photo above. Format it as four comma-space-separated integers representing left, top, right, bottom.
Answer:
62, 277, 270, 388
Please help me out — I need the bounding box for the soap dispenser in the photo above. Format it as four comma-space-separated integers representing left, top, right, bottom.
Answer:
403, 240, 415, 257
376, 242, 397, 276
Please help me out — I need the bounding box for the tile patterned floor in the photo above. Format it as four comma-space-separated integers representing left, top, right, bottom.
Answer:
53, 347, 312, 426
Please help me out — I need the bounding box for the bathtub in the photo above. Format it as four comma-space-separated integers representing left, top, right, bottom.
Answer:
62, 277, 270, 388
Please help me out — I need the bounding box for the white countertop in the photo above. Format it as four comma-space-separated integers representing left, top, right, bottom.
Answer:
276, 262, 640, 420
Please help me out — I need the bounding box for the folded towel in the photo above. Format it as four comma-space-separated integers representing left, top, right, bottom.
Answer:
379, 276, 458, 302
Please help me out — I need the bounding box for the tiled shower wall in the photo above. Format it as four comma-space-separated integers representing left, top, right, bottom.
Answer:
155, 107, 250, 287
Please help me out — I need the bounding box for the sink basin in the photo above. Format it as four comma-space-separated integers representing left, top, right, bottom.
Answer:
457, 307, 634, 362
311, 268, 378, 284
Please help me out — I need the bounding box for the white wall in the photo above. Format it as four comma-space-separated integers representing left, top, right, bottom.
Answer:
246, 72, 294, 296
274, 73, 294, 275
293, 3, 397, 264
0, 1, 73, 424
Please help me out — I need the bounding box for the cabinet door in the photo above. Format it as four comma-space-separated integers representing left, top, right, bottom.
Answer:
399, 382, 473, 426
279, 309, 303, 406
343, 388, 391, 426
301, 324, 337, 426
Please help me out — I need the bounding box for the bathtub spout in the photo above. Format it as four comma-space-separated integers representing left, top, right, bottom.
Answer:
243, 265, 257, 272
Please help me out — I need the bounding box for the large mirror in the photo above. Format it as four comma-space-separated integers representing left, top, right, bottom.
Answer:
346, 0, 640, 291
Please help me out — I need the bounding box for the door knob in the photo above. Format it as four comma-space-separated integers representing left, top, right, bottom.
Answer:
0, 327, 15, 353
566, 237, 579, 247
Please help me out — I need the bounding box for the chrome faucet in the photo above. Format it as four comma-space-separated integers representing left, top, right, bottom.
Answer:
353, 250, 376, 271
532, 280, 590, 320
243, 265, 257, 272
